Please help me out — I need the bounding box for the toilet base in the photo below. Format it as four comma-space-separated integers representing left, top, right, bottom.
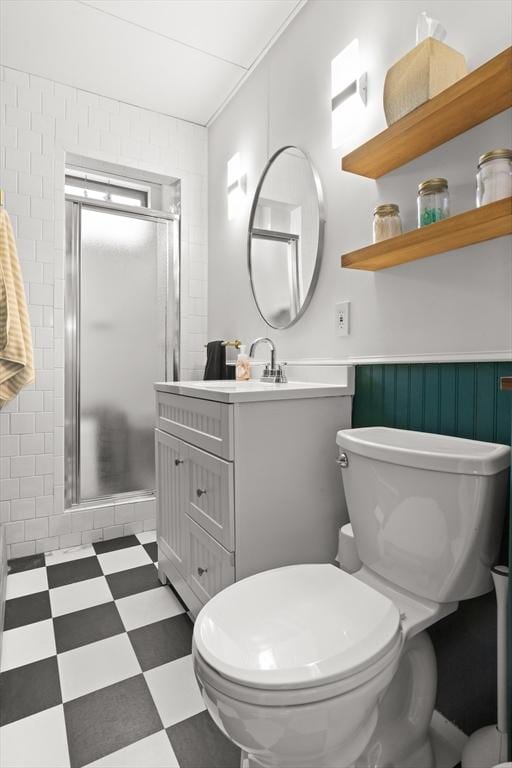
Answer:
240, 631, 437, 768
241, 741, 434, 768
241, 734, 434, 768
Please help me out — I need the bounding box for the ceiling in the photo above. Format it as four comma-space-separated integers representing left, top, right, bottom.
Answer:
0, 0, 305, 125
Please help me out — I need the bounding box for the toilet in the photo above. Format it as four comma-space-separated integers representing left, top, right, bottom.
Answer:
192, 427, 510, 768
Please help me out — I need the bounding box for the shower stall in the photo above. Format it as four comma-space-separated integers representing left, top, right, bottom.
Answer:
64, 165, 179, 508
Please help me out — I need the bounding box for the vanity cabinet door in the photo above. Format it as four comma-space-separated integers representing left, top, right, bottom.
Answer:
155, 429, 187, 575
185, 515, 234, 605
184, 444, 234, 550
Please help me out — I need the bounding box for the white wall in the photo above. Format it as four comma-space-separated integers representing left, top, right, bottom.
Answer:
0, 65, 207, 558
208, 0, 512, 363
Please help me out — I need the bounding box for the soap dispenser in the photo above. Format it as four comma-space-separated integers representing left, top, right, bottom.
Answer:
235, 345, 251, 381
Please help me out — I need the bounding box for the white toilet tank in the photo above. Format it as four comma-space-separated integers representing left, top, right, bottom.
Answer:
336, 427, 510, 603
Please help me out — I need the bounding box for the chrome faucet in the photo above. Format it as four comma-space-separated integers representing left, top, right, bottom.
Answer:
249, 337, 287, 383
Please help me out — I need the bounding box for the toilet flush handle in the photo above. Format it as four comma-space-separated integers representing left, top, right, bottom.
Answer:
336, 453, 349, 468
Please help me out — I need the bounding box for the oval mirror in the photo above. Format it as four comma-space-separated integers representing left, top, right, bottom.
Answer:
247, 146, 324, 329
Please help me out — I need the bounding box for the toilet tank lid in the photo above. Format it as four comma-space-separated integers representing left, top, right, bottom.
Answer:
336, 427, 510, 475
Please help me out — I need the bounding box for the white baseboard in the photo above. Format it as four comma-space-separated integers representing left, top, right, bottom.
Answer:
0, 525, 8, 664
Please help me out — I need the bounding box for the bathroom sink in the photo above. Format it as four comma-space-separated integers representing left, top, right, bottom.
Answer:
193, 380, 266, 389
155, 371, 354, 403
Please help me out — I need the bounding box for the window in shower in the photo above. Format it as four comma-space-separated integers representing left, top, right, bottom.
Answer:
64, 175, 149, 207
65, 163, 180, 507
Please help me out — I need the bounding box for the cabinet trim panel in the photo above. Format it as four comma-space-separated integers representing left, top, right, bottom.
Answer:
185, 515, 235, 605
155, 429, 187, 575
156, 391, 234, 459
185, 444, 235, 550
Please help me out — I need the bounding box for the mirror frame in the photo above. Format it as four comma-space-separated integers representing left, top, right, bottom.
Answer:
247, 145, 325, 330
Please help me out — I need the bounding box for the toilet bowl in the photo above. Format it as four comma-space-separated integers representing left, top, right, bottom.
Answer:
193, 428, 510, 768
193, 564, 404, 768
192, 563, 442, 768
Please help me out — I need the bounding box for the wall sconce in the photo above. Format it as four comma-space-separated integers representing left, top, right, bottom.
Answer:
331, 39, 367, 148
227, 152, 246, 221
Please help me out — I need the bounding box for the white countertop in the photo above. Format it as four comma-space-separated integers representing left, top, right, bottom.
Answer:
154, 378, 354, 403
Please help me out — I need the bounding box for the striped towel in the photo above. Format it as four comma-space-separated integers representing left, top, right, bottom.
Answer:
0, 207, 34, 407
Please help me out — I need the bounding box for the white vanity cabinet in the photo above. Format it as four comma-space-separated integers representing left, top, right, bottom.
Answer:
155, 377, 353, 618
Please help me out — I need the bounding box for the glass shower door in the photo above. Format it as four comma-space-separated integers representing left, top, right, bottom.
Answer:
65, 201, 178, 505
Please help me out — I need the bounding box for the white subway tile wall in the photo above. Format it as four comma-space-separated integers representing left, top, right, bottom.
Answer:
0, 66, 208, 558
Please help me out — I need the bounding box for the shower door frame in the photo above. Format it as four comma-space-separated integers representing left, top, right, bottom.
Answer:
65, 195, 180, 509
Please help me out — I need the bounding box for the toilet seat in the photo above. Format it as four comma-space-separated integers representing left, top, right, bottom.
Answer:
193, 629, 403, 708
193, 564, 402, 693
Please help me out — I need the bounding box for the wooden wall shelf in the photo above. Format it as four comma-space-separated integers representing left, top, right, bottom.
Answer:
341, 47, 512, 179
341, 197, 512, 271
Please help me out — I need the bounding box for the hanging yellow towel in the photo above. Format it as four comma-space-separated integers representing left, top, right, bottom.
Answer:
0, 207, 34, 407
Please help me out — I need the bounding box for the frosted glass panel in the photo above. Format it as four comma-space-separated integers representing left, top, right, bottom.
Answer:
79, 208, 167, 500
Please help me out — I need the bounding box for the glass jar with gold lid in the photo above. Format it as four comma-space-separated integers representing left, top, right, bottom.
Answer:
417, 178, 450, 227
373, 203, 402, 243
476, 149, 512, 207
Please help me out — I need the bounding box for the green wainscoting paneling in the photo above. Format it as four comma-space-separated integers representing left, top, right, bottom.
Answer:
353, 362, 512, 445
352, 361, 512, 737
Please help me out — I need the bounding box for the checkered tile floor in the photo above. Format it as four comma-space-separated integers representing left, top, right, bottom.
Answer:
0, 532, 241, 768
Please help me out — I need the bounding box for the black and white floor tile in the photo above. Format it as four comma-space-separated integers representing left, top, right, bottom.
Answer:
1, 531, 241, 768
